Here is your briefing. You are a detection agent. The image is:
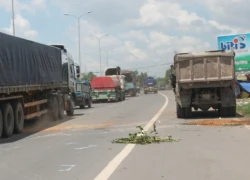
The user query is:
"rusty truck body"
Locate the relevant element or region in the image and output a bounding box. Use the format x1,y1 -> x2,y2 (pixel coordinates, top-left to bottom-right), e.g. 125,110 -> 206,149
171,50 -> 236,118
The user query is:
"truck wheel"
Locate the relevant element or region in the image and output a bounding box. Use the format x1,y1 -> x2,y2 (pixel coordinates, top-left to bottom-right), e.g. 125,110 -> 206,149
176,102 -> 184,118
57,96 -> 64,119
229,106 -> 236,117
66,99 -> 74,116
0,110 -> 3,138
49,96 -> 59,120
184,107 -> 192,118
13,102 -> 24,134
144,91 -> 147,94
219,106 -> 229,117
88,99 -> 92,108
2,103 -> 14,138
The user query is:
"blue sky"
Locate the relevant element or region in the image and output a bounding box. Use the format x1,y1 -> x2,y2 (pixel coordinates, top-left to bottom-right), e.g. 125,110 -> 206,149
1,0 -> 249,77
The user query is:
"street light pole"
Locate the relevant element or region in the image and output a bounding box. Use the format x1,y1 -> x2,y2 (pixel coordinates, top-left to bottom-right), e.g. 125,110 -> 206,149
11,0 -> 15,36
90,34 -> 108,76
64,11 -> 92,78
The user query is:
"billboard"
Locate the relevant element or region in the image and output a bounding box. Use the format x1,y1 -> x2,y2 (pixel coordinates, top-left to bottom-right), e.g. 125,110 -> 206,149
217,33 -> 250,72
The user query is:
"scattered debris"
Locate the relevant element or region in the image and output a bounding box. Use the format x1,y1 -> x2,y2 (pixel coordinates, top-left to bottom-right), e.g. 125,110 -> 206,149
112,123 -> 179,145
185,119 -> 250,126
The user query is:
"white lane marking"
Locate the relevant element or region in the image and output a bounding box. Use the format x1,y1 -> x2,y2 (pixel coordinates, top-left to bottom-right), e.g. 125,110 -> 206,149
0,146 -> 22,151
93,93 -> 169,180
30,133 -> 71,140
58,165 -> 76,172
75,144 -> 97,150
66,142 -> 77,145
108,105 -> 113,108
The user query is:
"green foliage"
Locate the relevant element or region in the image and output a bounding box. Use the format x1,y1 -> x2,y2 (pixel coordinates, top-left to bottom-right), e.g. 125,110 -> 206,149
237,102 -> 250,116
81,72 -> 96,81
112,123 -> 179,145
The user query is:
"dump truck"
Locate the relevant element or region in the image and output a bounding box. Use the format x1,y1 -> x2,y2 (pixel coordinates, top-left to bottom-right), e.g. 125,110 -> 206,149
121,70 -> 137,96
144,77 -> 158,94
75,80 -> 92,109
170,50 -> 236,118
91,76 -> 123,102
0,32 -> 78,138
105,66 -> 126,100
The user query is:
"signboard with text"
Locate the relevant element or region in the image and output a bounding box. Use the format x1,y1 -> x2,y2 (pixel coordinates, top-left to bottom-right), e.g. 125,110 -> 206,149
217,33 -> 250,72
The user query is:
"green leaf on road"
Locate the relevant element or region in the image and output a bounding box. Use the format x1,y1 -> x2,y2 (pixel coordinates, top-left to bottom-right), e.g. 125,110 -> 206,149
112,123 -> 179,145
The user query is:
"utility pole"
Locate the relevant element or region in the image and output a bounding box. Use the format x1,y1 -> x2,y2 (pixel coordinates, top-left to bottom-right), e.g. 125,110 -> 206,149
11,0 -> 15,36
64,11 -> 92,78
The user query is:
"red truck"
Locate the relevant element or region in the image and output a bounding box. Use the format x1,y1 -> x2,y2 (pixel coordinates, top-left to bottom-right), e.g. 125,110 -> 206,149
91,76 -> 124,102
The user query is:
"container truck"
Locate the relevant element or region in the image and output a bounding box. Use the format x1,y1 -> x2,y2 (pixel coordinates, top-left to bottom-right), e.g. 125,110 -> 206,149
75,80 -> 92,109
121,70 -> 137,96
0,32 -> 78,138
170,50 -> 236,118
105,66 -> 126,100
143,77 -> 158,94
91,76 -> 123,102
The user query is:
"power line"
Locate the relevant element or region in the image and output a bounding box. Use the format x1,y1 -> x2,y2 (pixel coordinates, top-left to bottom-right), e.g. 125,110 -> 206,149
129,63 -> 172,70
90,62 -> 172,74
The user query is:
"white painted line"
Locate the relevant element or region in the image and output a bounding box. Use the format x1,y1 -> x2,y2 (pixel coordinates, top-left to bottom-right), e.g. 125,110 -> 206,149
75,144 -> 97,150
245,125 -> 250,130
66,142 -> 77,145
0,146 -> 22,151
108,105 -> 113,108
58,165 -> 76,172
93,93 -> 168,180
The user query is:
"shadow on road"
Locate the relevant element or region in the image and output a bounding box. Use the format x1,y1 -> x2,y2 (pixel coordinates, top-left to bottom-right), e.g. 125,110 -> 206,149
185,110 -> 245,120
0,113 -> 81,144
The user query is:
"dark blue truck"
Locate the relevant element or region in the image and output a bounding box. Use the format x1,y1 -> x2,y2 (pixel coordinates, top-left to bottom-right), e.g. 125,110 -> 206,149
143,77 -> 158,94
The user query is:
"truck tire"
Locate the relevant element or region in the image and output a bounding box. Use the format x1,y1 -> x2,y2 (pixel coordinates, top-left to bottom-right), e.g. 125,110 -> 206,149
49,96 -> 59,120
80,105 -> 85,109
57,96 -> 64,119
0,110 -> 3,138
176,102 -> 184,118
184,107 -> 192,118
229,106 -> 236,117
2,103 -> 14,138
88,99 -> 92,108
66,99 -> 74,116
13,102 -> 24,134
219,106 -> 229,117
144,91 -> 147,94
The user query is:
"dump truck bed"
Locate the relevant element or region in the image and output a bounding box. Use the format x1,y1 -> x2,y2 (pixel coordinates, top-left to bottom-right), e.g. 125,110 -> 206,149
174,51 -> 235,88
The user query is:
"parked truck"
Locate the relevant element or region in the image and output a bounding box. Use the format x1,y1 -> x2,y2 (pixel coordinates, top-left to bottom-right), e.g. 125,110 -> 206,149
91,76 -> 123,102
75,80 -> 92,109
171,50 -> 236,118
105,66 -> 126,100
0,32 -> 78,138
121,70 -> 137,96
143,77 -> 158,94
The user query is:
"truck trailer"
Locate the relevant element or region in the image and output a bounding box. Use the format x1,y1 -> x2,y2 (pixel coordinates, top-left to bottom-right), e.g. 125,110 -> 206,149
171,50 -> 236,118
0,32 -> 78,138
105,66 -> 126,100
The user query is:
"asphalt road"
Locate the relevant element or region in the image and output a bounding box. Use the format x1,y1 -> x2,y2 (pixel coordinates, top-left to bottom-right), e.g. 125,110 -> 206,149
0,91 -> 250,180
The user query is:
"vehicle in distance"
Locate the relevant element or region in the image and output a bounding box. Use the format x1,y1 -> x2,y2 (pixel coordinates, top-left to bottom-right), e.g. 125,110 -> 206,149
144,77 -> 158,94
125,82 -> 137,96
158,85 -> 166,90
91,76 -> 123,102
75,80 -> 92,109
171,50 -> 236,118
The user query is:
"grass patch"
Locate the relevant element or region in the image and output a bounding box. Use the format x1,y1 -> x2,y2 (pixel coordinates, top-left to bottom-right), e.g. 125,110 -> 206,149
112,123 -> 179,145
237,102 -> 250,116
